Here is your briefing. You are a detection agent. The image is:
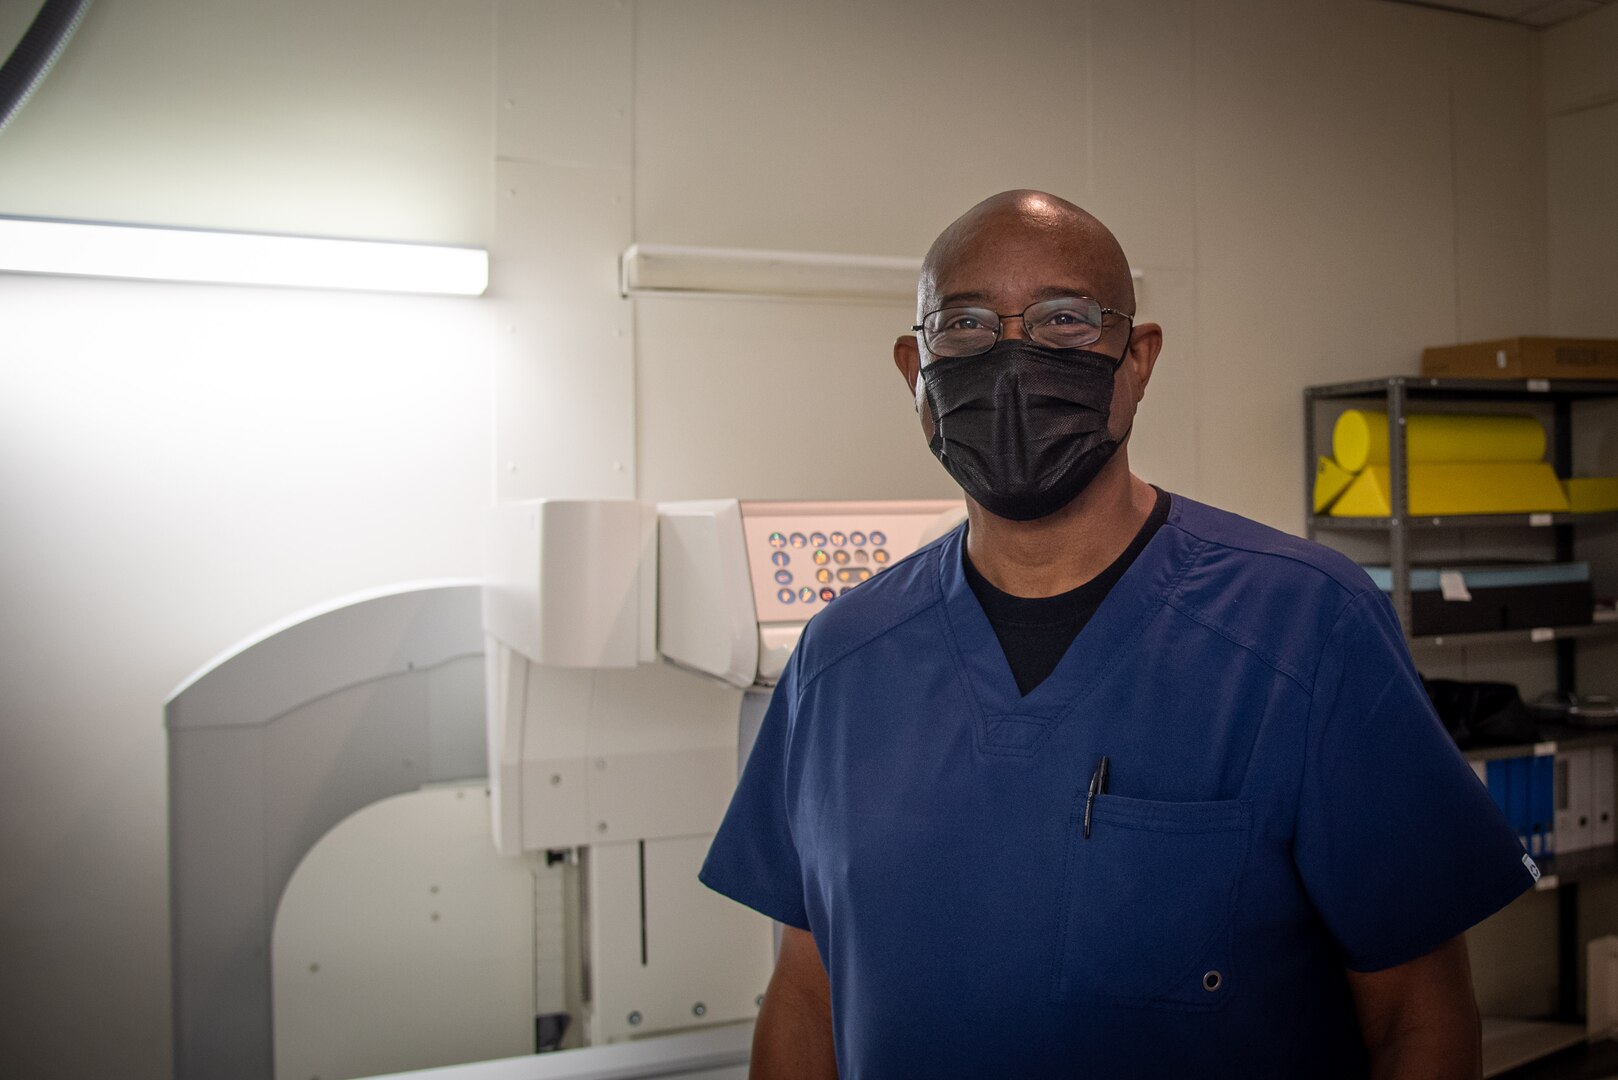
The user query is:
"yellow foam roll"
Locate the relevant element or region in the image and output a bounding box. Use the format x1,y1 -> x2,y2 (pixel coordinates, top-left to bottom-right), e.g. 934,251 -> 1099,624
1330,462 -> 1570,517
1332,411 -> 1546,473
1565,478 -> 1618,513
1313,457 -> 1355,514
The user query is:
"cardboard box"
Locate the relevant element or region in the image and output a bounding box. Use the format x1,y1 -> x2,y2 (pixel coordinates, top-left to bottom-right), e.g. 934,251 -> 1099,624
1421,337 -> 1618,381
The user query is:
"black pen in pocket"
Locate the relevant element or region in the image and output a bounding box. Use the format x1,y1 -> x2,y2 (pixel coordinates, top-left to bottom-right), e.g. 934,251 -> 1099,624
1083,755 -> 1110,839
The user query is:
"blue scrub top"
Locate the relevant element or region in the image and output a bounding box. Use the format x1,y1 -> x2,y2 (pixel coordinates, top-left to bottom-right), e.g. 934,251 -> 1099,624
701,496 -> 1534,1079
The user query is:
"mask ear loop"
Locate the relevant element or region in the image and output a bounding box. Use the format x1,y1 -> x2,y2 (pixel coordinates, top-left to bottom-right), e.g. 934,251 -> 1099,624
1111,321 -> 1135,370
1110,321 -> 1136,448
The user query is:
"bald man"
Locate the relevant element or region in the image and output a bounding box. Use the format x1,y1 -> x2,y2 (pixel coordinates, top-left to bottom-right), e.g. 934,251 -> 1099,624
700,192 -> 1532,1079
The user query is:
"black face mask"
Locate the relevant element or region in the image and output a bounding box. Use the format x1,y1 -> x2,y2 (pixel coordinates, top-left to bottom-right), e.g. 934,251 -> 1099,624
920,338 -> 1128,522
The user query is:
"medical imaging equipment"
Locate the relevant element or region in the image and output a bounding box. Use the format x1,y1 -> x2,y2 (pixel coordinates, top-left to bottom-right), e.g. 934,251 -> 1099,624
167,498 -> 962,1080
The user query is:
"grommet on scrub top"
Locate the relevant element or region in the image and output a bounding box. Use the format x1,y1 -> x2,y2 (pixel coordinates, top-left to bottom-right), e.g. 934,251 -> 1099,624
1202,970 -> 1223,992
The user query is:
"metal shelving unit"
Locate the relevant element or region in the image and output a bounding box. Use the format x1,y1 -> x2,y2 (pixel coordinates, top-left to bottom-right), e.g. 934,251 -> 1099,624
1413,623 -> 1618,649
1304,376 -> 1618,673
1305,376 -> 1618,1038
1310,511 -> 1618,531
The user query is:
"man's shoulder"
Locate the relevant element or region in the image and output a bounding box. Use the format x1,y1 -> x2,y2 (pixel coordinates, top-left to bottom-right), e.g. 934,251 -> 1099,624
790,527 -> 953,686
1166,495 -> 1374,597
1160,496 -> 1387,685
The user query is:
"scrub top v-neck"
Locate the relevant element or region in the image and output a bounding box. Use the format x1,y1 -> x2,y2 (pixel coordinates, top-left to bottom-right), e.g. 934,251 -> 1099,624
964,486 -> 1171,697
702,493 -> 1534,1080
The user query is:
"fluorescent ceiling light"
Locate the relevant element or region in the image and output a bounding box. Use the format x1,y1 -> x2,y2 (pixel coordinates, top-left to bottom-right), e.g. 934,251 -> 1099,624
620,242 -> 1143,303
621,242 -> 923,302
0,216 -> 489,296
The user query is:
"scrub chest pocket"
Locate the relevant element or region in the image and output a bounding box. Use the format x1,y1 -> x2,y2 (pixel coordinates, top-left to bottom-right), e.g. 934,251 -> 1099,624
1052,794 -> 1253,1010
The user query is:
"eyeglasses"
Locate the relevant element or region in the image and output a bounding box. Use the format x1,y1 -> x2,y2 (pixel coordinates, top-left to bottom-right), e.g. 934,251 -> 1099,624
913,296 -> 1132,358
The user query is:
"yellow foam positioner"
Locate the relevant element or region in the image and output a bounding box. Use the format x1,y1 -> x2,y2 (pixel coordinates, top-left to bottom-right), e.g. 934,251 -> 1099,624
1332,410 -> 1547,473
1331,463 -> 1571,517
1565,478 -> 1618,513
1313,457 -> 1355,514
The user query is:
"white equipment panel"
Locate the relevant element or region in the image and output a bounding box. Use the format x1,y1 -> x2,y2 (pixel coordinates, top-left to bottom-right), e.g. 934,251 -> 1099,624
167,582 -> 486,1080
658,499 -> 963,687
273,784 -> 551,1080
479,496 -> 963,1059
584,836 -> 772,1044
485,500 -> 656,669
355,1023 -> 752,1080
485,658 -> 745,855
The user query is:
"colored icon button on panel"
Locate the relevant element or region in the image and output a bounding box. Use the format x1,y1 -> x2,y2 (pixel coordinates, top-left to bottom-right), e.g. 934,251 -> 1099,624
771,552 -> 790,567
768,531 -> 787,549
777,588 -> 795,604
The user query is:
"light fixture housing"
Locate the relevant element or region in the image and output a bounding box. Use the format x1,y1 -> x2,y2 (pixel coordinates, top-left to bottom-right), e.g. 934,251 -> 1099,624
620,242 -> 922,302
618,241 -> 1143,303
0,216 -> 489,296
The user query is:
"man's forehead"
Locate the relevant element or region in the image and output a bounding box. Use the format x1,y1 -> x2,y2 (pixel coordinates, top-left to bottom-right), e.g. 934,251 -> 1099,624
930,236 -> 1110,306
920,191 -> 1135,316
934,280 -> 1105,309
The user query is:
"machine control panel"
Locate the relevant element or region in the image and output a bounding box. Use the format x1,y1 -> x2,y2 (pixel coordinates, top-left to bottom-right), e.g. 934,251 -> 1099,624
740,501 -> 963,624
658,498 -> 964,688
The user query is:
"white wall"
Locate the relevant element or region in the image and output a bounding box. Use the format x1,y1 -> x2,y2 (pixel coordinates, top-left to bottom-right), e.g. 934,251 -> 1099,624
0,3 -> 496,1078
1541,0 -> 1618,1002
0,0 -> 1594,1076
1546,0 -> 1618,340
628,0 -> 1548,524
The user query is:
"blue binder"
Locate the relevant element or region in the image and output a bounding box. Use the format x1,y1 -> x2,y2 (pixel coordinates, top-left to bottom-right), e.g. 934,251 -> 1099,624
1509,757 -> 1532,853
1483,755 -> 1553,856
1532,754 -> 1556,857
1487,759 -> 1510,819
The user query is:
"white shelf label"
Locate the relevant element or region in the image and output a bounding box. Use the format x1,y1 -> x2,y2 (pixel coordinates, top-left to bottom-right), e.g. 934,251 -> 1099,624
1530,513 -> 1553,527
1534,741 -> 1558,756
1530,627 -> 1556,643
1439,571 -> 1473,602
1527,378 -> 1551,392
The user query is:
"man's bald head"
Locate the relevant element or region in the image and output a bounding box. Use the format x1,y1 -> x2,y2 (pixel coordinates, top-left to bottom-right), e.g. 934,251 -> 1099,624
919,190 -> 1135,319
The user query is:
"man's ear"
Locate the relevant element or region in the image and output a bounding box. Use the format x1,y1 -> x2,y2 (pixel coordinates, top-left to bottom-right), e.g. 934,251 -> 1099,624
1123,322 -> 1163,401
894,334 -> 922,403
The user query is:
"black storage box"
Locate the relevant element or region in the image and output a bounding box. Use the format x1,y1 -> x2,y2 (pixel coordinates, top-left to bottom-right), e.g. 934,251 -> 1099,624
1365,564 -> 1594,637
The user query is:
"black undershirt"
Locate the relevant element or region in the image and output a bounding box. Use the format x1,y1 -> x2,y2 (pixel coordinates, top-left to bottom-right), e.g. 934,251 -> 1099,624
963,487 -> 1172,697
